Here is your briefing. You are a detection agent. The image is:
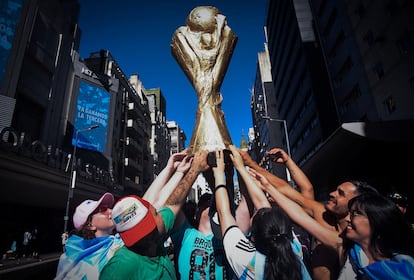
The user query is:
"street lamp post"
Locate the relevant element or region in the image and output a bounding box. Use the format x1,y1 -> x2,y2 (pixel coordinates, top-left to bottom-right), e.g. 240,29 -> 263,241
261,116 -> 292,182
63,125 -> 99,233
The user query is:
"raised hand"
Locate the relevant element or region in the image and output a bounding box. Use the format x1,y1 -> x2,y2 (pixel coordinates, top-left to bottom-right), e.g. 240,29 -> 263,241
238,147 -> 257,167
168,149 -> 188,169
212,149 -> 226,187
265,148 -> 289,164
191,150 -> 210,173
176,155 -> 192,174
228,145 -> 244,170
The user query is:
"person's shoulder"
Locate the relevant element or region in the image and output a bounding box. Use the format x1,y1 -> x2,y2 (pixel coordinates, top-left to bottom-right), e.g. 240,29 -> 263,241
184,227 -> 213,241
223,226 -> 251,249
111,246 -> 134,258
159,205 -> 174,215
159,206 -> 175,230
66,234 -> 83,243
100,247 -> 137,279
104,247 -> 143,268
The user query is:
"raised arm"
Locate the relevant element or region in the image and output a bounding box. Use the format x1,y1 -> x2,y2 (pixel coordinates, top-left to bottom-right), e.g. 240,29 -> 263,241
234,195 -> 251,235
143,150 -> 188,203
266,147 -> 314,200
164,150 -> 209,216
228,145 -> 270,210
239,148 -> 325,220
212,149 -> 237,236
150,156 -> 192,210
252,169 -> 343,252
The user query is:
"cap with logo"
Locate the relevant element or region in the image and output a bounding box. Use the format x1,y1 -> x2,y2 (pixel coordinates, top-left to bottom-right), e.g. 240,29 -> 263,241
112,195 -> 157,247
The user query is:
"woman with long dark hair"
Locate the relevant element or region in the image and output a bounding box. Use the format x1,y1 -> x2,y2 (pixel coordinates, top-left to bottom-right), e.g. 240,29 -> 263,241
212,146 -> 310,279
251,207 -> 303,280
339,192 -> 414,279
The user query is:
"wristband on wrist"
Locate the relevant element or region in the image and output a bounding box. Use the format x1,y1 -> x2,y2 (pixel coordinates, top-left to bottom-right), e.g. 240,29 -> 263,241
214,184 -> 227,192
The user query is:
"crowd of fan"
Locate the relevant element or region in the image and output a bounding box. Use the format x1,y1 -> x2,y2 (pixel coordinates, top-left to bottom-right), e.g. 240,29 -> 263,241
55,146 -> 414,279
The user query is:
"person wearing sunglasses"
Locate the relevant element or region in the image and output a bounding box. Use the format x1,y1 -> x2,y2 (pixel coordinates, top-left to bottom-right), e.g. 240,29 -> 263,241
55,192 -> 124,279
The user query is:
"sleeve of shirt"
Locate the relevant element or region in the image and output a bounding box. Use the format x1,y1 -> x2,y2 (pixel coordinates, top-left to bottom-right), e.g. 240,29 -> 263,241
159,206 -> 175,233
222,226 -> 256,279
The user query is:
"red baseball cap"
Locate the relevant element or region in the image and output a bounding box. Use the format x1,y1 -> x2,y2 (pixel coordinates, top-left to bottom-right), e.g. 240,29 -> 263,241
112,195 -> 157,247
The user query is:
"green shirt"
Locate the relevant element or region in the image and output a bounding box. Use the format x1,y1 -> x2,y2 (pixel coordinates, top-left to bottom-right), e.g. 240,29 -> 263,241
100,207 -> 176,280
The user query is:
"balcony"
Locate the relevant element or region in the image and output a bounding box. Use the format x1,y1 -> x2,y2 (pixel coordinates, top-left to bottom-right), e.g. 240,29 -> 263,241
126,119 -> 144,138
127,102 -> 144,120
124,157 -> 143,173
125,137 -> 142,154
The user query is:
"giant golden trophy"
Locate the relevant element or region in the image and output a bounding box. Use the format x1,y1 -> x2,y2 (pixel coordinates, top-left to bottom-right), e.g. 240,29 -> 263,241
171,6 -> 237,155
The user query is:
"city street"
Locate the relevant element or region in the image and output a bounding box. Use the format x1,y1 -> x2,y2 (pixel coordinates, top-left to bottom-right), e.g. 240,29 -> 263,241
0,253 -> 60,279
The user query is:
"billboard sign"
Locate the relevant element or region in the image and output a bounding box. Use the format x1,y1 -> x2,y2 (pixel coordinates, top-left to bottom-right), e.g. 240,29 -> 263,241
72,81 -> 110,153
0,0 -> 23,87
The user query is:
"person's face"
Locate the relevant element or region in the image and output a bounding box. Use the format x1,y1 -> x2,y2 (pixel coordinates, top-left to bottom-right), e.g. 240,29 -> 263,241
90,205 -> 115,233
345,205 -> 371,247
325,182 -> 358,217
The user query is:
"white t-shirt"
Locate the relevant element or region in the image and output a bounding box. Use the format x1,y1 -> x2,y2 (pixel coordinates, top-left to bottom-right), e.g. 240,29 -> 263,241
222,226 -> 256,279
222,225 -> 311,280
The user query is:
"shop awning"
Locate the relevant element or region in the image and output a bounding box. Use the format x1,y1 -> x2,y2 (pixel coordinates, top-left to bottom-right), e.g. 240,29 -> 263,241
301,120 -> 414,201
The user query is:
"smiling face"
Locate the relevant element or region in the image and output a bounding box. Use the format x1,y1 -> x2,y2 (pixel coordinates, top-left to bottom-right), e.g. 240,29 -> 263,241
345,205 -> 371,247
325,182 -> 358,218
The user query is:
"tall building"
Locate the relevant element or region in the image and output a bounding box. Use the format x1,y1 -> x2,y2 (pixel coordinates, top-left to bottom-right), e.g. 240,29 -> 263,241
125,74 -> 153,194
312,0 -> 414,121
145,87 -> 170,175
250,46 -> 289,180
0,0 -> 84,253
0,0 -> 156,253
167,120 -> 186,155
258,0 -> 414,199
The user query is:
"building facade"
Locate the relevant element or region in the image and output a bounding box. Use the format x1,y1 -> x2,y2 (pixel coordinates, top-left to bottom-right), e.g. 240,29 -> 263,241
167,120 -> 186,155
256,0 -> 414,200
250,46 -> 289,180
0,0 -> 157,253
145,87 -> 170,175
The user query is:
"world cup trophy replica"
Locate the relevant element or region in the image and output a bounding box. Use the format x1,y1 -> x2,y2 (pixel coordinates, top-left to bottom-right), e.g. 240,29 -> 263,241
171,6 -> 237,155
171,6 -> 238,237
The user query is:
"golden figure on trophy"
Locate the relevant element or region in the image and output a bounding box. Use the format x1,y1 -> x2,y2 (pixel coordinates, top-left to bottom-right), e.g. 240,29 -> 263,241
171,6 -> 237,155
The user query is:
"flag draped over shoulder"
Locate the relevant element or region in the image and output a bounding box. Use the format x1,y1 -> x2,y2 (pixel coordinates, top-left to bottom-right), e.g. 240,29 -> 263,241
55,234 -> 123,280
349,244 -> 414,280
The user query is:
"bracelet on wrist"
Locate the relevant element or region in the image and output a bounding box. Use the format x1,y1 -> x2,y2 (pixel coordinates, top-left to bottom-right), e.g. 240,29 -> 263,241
214,184 -> 227,192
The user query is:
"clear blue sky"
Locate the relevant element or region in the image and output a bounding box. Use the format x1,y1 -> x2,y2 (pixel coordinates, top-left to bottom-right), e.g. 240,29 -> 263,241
78,1 -> 267,148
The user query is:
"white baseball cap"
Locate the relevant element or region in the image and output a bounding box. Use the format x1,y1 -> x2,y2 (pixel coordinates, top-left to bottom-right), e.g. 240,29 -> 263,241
73,193 -> 114,230
112,195 -> 156,247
